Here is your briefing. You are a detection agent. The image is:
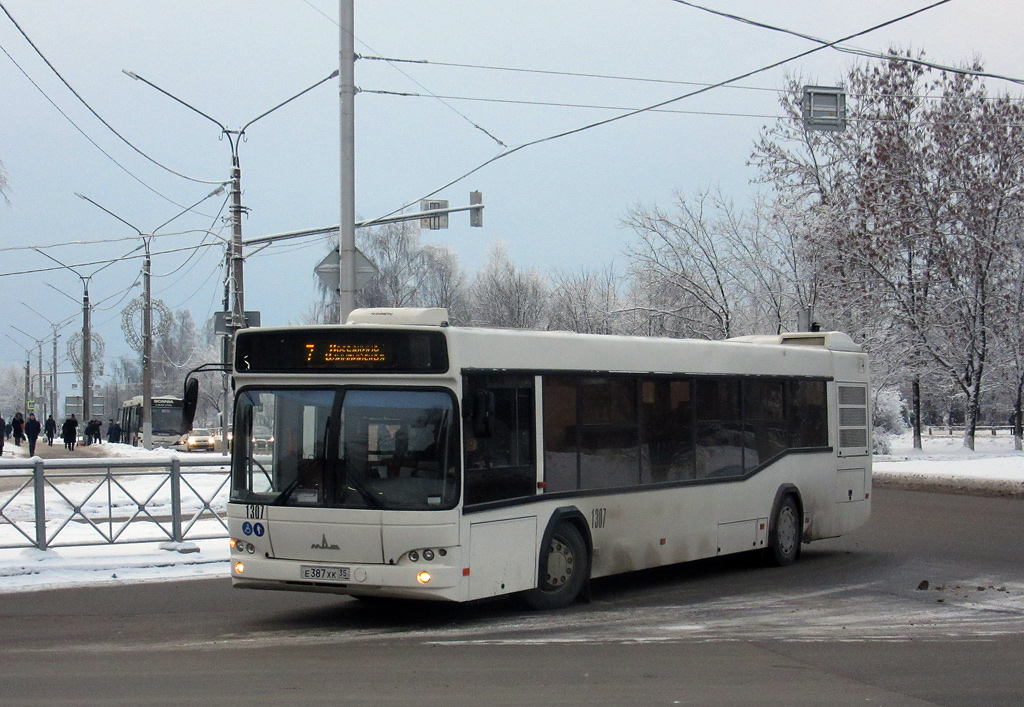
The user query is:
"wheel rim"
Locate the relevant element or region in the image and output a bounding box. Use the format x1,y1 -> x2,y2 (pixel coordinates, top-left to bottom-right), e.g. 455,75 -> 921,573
777,505 -> 798,557
545,537 -> 575,589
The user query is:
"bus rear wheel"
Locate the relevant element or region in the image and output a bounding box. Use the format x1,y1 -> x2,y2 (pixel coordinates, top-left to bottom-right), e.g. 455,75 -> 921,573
766,494 -> 801,567
524,522 -> 589,610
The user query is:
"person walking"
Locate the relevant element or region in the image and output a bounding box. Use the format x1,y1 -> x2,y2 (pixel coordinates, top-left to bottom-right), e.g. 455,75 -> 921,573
24,413 -> 41,456
11,412 -> 24,446
61,414 -> 79,451
44,414 -> 57,446
107,419 -> 121,444
0,413 -> 5,457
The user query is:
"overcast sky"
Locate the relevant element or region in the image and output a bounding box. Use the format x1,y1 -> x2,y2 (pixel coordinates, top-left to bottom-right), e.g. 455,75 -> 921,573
2,1 -> 1023,396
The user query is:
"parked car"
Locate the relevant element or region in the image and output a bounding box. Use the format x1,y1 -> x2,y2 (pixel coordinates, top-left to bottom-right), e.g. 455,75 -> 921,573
186,428 -> 216,452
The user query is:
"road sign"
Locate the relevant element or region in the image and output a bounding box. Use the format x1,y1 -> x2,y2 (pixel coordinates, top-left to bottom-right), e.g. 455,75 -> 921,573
315,248 -> 378,291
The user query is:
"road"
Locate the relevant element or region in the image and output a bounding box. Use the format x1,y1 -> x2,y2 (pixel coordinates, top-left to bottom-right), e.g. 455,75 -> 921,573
1,488 -> 1023,706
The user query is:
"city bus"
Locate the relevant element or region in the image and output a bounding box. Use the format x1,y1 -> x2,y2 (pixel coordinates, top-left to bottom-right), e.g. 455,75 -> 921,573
120,395 -> 187,448
226,308 -> 870,609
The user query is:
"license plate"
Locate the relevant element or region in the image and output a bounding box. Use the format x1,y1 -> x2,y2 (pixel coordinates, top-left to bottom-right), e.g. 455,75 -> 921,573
300,565 -> 350,581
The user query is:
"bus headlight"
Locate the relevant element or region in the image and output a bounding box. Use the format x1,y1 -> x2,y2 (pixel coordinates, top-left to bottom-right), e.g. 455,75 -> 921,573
416,571 -> 432,584
234,561 -> 245,574
423,549 -> 435,561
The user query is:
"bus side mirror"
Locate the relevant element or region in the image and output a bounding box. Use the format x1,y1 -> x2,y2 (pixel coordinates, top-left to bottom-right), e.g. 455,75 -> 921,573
181,377 -> 199,434
471,389 -> 495,438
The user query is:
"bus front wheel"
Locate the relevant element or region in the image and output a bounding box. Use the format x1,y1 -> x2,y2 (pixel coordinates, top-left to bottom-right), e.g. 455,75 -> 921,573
524,522 -> 589,610
766,494 -> 801,567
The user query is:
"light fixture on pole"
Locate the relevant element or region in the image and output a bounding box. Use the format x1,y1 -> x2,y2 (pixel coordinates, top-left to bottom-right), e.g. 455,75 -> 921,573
22,304 -> 76,419
76,188 -> 223,449
32,250 -> 124,425
123,68 -> 338,436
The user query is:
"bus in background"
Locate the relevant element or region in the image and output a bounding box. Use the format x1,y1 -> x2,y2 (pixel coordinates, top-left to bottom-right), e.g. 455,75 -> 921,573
120,395 -> 187,448
225,308 -> 871,609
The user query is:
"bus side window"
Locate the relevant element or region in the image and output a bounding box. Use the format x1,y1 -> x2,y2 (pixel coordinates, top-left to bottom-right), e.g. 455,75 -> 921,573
463,376 -> 536,505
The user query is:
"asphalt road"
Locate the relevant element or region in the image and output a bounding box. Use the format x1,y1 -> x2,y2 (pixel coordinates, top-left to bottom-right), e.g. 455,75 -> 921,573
2,488 -> 1023,706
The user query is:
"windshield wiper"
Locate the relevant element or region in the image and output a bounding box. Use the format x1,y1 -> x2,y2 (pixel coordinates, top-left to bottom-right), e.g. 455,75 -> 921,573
271,475 -> 301,505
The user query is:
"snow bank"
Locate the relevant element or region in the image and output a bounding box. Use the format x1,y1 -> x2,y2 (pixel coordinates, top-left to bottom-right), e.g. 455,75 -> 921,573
874,432 -> 1024,498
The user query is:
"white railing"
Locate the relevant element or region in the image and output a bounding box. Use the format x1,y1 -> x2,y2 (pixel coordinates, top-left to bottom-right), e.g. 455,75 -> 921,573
0,457 -> 230,550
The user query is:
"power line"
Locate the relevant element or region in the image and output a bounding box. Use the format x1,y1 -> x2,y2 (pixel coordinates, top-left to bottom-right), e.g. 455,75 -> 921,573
0,242 -> 224,280
366,0 -> 956,223
360,53 -> 1024,104
363,88 -> 1024,129
0,41 -> 223,213
298,0 -> 506,147
669,0 -> 1024,89
0,0 -> 224,186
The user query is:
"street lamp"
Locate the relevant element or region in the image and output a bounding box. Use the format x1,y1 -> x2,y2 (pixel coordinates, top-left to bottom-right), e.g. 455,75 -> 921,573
123,68 -> 339,334
123,68 -> 338,440
32,250 -> 125,425
76,187 -> 224,449
21,305 -> 76,419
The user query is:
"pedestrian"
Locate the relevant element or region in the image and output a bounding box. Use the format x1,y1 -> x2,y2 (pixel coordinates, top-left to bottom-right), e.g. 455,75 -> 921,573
12,412 -> 24,446
92,419 -> 103,445
24,413 -> 41,456
44,414 -> 56,446
61,414 -> 79,451
107,420 -> 121,444
0,412 -> 5,457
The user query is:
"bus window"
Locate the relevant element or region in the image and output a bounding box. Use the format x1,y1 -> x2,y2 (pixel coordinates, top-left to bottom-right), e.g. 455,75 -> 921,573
641,379 -> 695,482
463,376 -> 536,505
578,378 -> 639,490
788,380 -> 828,448
694,378 -> 744,478
742,379 -> 788,471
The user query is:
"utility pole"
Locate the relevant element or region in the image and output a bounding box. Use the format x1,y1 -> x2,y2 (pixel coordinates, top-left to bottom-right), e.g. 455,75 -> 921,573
142,238 -> 153,448
82,278 -> 92,426
338,0 -> 357,323
77,191 -> 221,449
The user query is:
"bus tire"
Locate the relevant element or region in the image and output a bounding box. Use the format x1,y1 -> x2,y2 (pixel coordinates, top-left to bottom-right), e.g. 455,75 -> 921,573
524,522 -> 589,610
766,494 -> 801,567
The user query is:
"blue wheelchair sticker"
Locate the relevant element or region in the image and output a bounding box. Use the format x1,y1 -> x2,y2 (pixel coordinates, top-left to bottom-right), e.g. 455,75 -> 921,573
242,522 -> 253,536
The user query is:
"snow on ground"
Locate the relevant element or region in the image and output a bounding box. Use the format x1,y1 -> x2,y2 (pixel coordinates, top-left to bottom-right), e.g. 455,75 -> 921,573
874,430 -> 1024,497
0,431 -> 1021,594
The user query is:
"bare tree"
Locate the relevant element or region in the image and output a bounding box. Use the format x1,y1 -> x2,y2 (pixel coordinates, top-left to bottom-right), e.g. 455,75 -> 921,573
548,265 -> 624,334
310,221 -> 468,324
470,241 -> 548,329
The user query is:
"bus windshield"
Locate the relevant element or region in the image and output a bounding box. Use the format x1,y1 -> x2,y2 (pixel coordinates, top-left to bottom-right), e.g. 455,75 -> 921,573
231,388 -> 459,511
151,404 -> 184,435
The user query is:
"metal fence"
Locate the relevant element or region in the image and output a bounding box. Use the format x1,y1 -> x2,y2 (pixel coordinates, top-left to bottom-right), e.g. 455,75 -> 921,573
0,457 -> 230,551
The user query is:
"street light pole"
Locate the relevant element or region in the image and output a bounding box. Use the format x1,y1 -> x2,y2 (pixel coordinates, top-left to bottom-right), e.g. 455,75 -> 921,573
339,0 -> 357,323
76,189 -> 222,448
124,68 -> 339,438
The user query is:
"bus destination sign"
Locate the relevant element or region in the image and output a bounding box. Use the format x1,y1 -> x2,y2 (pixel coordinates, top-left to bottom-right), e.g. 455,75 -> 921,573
235,329 -> 448,374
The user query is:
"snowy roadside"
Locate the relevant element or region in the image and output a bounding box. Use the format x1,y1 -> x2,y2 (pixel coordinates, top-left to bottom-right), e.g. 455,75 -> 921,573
0,432 -> 1021,594
874,431 -> 1024,498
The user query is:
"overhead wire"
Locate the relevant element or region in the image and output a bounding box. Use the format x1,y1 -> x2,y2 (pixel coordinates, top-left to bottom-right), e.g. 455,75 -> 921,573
360,53 -> 1024,104
668,0 -> 1024,89
363,0 -> 956,225
362,89 -> 1024,129
0,40 -> 221,213
298,0 -> 506,147
0,0 -> 224,185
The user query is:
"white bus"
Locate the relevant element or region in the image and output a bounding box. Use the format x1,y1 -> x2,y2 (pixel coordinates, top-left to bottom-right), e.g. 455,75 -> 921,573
120,395 -> 187,448
226,308 -> 870,609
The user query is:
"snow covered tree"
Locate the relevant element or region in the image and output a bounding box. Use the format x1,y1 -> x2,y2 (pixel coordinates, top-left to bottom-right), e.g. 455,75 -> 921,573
469,241 -> 548,329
